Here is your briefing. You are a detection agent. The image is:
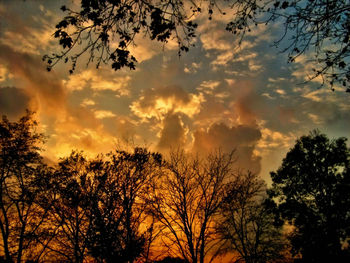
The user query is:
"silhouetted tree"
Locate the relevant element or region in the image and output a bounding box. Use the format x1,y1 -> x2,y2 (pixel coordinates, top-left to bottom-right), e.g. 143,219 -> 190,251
44,0 -> 197,73
45,151 -> 95,263
0,112 -> 52,263
224,0 -> 350,90
269,130 -> 350,262
217,171 -> 288,263
86,148 -> 163,263
153,256 -> 187,263
148,150 -> 235,263
46,0 -> 350,90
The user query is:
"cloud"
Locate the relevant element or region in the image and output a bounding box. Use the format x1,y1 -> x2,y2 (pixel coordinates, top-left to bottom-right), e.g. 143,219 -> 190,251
200,29 -> 233,51
0,87 -> 30,119
0,3 -> 60,55
0,64 -> 13,82
193,123 -> 262,173
157,113 -> 187,151
94,110 -> 117,119
0,44 -> 67,116
130,85 -> 204,120
184,62 -> 202,74
81,98 -> 96,107
256,128 -> 295,153
197,80 -> 221,95
64,69 -> 131,96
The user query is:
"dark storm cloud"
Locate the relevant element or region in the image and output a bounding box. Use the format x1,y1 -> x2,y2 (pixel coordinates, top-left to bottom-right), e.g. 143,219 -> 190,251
193,123 -> 262,173
157,113 -> 186,151
0,44 -> 66,114
0,87 -> 30,119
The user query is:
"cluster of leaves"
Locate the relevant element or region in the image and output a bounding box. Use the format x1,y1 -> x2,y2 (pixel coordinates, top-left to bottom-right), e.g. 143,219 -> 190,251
43,0 -> 199,73
45,0 -> 350,91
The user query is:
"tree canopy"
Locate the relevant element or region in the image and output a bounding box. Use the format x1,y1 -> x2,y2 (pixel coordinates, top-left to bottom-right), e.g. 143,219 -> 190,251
45,0 -> 350,91
268,130 -> 350,262
5,111 -> 350,262
0,111 -> 51,263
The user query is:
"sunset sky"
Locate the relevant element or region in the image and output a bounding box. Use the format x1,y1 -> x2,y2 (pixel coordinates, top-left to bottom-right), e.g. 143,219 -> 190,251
1,0 -> 349,181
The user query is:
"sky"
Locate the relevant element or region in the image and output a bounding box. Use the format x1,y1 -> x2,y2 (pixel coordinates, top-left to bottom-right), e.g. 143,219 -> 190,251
0,0 -> 349,182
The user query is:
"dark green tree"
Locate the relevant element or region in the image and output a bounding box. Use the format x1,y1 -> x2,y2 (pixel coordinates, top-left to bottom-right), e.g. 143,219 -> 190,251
0,111 -> 52,263
46,0 -> 350,90
269,130 -> 350,262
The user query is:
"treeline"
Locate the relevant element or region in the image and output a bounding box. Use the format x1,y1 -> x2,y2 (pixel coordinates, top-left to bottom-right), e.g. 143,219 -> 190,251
0,112 -> 349,263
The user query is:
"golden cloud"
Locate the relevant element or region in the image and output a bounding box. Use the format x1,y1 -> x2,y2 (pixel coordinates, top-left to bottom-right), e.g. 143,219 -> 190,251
130,85 -> 204,120
94,110 -> 117,119
64,69 -> 131,95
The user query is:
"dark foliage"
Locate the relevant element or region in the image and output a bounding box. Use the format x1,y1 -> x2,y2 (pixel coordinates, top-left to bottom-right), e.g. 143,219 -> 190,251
0,111 -> 51,263
268,130 -> 350,262
46,0 -> 350,90
44,0 -> 198,73
86,148 -> 162,263
153,256 -> 187,263
225,0 -> 350,90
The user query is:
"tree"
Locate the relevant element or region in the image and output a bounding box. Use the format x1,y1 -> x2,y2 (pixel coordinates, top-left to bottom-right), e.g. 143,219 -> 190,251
44,151 -> 95,263
217,171 -> 288,263
44,0 -> 197,73
224,0 -> 350,90
268,130 -> 350,262
46,0 -> 350,90
148,150 -> 235,263
0,111 -> 52,263
86,148 -> 163,263
45,148 -> 162,263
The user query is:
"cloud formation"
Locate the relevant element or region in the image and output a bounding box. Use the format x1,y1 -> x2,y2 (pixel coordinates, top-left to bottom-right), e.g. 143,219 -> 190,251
157,113 -> 187,151
0,44 -> 67,116
193,123 -> 262,173
130,85 -> 204,120
0,87 -> 30,119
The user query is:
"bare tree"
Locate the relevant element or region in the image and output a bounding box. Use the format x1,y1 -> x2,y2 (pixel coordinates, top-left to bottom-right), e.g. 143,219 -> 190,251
44,148 -> 162,263
148,149 -> 235,263
217,172 -> 288,263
